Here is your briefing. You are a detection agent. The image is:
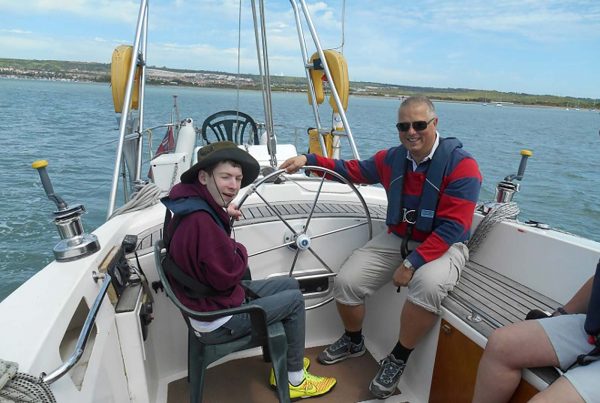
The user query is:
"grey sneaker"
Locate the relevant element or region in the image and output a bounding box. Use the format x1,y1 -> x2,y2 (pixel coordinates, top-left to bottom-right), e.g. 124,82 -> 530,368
317,334 -> 366,364
369,354 -> 406,399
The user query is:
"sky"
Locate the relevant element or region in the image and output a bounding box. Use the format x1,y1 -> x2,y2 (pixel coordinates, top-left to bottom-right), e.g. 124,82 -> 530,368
1,0 -> 599,99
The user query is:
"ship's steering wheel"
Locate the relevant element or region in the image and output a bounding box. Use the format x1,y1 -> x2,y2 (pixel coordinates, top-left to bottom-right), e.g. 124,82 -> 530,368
234,166 -> 372,283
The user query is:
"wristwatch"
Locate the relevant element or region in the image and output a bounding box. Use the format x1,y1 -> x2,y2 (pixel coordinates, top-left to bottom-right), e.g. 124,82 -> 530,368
403,259 -> 414,271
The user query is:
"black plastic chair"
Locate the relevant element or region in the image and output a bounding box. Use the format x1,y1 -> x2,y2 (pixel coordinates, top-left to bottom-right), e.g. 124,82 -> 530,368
200,110 -> 259,145
153,240 -> 290,403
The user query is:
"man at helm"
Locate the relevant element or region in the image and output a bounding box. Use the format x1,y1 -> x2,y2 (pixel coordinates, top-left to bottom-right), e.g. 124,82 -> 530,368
281,96 -> 482,399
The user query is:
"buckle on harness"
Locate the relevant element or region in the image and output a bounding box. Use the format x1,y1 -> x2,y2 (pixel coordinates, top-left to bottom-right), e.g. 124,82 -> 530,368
402,208 -> 417,225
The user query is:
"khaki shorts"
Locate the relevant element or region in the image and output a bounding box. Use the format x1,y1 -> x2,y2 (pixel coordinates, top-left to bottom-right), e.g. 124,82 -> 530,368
333,230 -> 469,314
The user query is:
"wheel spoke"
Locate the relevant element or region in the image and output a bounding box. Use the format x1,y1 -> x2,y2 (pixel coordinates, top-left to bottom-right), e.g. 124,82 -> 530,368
309,221 -> 369,241
303,172 -> 326,232
252,188 -> 298,235
248,239 -> 296,257
288,248 -> 301,276
307,246 -> 333,272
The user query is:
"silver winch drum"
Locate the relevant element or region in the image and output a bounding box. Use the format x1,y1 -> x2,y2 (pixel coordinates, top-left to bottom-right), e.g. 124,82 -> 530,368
55,213 -> 85,239
52,205 -> 100,261
494,181 -> 519,203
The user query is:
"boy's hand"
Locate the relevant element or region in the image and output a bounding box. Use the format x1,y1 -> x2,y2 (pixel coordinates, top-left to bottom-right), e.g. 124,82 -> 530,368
227,203 -> 242,220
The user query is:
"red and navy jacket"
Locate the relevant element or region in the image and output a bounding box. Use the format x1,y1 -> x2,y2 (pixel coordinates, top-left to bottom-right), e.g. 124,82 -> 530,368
305,138 -> 482,269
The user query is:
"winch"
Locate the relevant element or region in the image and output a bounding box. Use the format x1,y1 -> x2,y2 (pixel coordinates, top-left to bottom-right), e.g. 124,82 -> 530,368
494,149 -> 533,203
32,160 -> 100,261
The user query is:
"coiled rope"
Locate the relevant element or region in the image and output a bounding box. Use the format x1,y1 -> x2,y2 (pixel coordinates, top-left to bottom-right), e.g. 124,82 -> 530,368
0,359 -> 56,403
467,202 -> 520,255
108,182 -> 163,219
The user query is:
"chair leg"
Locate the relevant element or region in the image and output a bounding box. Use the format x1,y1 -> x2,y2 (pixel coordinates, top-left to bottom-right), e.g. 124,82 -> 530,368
266,326 -> 290,403
262,344 -> 272,363
188,331 -> 207,403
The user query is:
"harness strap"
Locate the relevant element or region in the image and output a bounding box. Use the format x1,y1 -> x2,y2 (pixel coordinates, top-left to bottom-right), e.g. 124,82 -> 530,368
401,225 -> 413,259
567,344 -> 600,371
161,253 -> 223,298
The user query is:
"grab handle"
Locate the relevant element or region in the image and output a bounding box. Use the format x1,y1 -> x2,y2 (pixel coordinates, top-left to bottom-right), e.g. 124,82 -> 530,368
40,273 -> 112,384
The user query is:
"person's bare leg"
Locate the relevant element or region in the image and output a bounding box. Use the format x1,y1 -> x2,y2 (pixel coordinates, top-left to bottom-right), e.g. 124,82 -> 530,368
472,321 -> 559,403
398,301 -> 438,348
337,302 -> 365,332
530,376 -> 584,403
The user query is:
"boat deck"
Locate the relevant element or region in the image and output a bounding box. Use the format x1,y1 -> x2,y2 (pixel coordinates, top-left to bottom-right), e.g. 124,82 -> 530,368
444,261 -> 559,338
444,261 -> 561,384
167,346 -> 406,403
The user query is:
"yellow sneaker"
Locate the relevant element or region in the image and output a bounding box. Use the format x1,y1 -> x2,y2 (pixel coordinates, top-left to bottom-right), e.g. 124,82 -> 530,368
269,357 -> 310,387
288,370 -> 337,400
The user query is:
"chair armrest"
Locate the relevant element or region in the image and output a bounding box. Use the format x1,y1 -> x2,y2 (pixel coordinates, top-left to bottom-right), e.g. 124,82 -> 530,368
186,304 -> 270,342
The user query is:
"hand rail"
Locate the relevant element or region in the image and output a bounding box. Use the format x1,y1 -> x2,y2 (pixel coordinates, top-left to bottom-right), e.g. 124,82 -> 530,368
40,273 -> 112,384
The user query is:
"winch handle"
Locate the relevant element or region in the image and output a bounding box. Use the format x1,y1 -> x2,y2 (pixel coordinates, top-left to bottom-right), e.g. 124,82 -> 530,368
516,150 -> 533,180
32,160 -> 68,211
505,149 -> 533,182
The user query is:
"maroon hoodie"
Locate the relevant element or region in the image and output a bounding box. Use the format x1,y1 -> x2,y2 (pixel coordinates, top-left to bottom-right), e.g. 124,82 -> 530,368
166,181 -> 247,312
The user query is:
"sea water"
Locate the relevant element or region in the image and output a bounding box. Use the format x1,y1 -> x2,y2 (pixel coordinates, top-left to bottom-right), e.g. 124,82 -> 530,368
1,78 -> 599,301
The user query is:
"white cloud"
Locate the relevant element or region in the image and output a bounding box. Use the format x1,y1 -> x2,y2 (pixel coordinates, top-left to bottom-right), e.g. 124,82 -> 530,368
422,0 -> 600,42
0,29 -> 32,34
0,0 -> 140,24
0,32 -> 125,63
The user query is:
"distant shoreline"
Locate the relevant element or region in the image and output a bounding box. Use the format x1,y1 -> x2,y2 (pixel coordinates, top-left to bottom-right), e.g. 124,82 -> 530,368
2,62 -> 599,111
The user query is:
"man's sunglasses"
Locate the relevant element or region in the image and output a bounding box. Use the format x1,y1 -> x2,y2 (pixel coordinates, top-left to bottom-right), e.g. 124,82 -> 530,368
396,117 -> 435,132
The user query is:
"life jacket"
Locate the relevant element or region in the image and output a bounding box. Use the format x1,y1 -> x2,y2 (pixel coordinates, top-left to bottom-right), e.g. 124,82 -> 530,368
585,259 -> 600,339
160,196 -> 230,299
386,137 -> 462,233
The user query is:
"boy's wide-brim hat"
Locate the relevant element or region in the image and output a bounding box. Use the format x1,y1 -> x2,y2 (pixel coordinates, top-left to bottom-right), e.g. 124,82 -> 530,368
180,141 -> 260,188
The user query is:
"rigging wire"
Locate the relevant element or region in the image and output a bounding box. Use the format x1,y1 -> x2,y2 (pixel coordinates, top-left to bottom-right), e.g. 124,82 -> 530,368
235,0 -> 242,116
331,0 -> 346,53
